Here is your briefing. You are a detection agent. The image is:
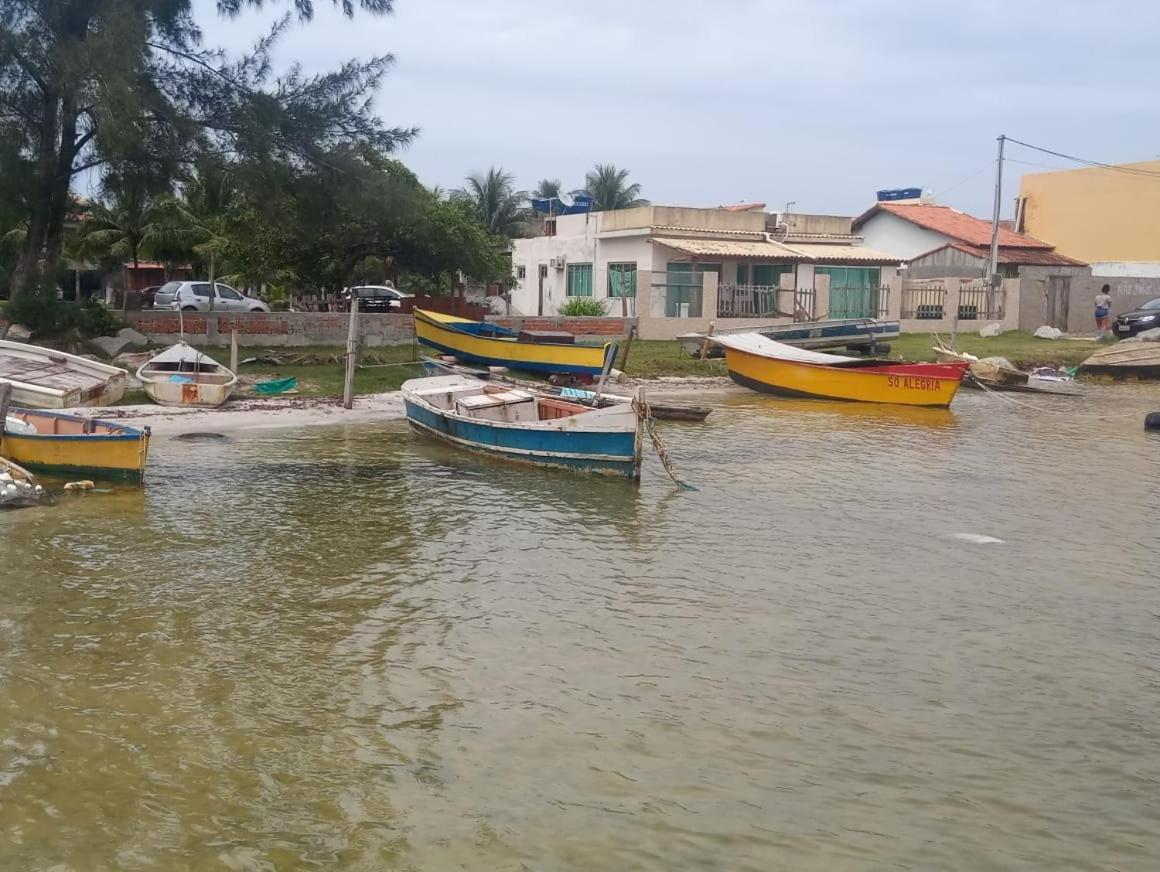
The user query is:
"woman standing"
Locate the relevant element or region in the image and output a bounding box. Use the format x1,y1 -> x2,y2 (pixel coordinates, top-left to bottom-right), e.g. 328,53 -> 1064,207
1094,284 -> 1112,332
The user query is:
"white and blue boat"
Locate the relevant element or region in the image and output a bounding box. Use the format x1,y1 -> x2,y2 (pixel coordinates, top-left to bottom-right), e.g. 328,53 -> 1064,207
402,375 -> 643,479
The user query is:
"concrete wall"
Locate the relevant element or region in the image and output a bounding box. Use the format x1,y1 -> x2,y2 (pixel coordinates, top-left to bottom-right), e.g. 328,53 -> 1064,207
1091,261 -> 1160,278
898,278 -> 1020,334
600,205 -> 766,234
1017,268 -> 1160,334
857,211 -> 951,260
1019,160 -> 1160,262
781,213 -> 853,235
127,311 -> 415,347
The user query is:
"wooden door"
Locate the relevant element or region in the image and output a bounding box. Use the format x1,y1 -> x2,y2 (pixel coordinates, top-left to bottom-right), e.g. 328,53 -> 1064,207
1045,276 -> 1071,330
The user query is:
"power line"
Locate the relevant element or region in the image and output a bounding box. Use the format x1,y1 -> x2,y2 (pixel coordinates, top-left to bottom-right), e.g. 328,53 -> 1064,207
932,161 -> 994,198
1005,136 -> 1160,179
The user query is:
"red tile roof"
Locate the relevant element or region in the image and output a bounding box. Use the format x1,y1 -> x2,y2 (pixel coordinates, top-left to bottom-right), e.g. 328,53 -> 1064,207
855,203 -> 1053,248
719,202 -> 766,212
922,241 -> 1086,267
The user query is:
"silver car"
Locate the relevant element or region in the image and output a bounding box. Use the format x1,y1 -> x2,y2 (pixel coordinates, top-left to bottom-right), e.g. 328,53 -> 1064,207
153,281 -> 271,313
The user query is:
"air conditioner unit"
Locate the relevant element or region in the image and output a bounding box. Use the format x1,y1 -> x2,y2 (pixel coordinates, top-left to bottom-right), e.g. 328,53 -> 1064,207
550,256 -> 567,270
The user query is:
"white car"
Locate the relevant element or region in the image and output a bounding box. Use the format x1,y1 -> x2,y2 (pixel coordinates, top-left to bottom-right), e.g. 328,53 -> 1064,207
152,281 -> 271,313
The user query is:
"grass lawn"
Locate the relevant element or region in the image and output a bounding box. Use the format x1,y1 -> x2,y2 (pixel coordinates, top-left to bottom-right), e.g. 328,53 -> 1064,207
884,331 -> 1100,367
183,344 -> 427,399
119,331 -> 1100,401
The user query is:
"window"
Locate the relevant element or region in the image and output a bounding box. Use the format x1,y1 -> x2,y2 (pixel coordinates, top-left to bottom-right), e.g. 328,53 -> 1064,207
516,265 -> 527,280
752,264 -> 794,287
216,286 -> 242,301
664,262 -> 720,317
191,283 -> 211,298
566,263 -> 593,297
735,263 -> 749,285
607,262 -> 637,297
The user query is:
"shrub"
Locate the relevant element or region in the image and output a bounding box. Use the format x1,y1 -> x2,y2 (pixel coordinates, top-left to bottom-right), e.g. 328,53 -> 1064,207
558,297 -> 608,317
3,294 -> 124,339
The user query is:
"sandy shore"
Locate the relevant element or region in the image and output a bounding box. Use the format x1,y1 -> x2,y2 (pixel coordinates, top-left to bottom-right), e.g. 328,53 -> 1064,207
79,393 -> 409,435
76,378 -> 738,436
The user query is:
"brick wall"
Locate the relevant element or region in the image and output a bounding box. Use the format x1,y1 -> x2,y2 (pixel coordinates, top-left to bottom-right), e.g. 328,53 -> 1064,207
487,316 -> 635,339
127,311 -> 415,347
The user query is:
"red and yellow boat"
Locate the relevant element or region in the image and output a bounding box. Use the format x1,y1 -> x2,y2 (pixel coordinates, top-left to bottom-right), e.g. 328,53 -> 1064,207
714,333 -> 969,408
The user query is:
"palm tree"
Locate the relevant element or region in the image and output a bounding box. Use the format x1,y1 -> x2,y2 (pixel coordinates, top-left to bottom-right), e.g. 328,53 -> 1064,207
164,164 -> 238,308
532,178 -> 563,200
61,230 -> 98,301
81,187 -> 172,311
452,167 -> 527,237
584,164 -> 648,212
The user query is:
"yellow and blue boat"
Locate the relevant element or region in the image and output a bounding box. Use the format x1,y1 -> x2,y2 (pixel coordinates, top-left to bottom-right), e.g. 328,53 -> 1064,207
2,408 -> 151,481
413,309 -> 616,377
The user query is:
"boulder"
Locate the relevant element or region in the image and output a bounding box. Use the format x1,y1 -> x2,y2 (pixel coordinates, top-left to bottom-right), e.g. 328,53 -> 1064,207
1136,327 -> 1160,343
89,334 -> 132,358
115,326 -> 149,352
112,351 -> 153,371
978,322 -> 1004,338
1033,325 -> 1064,340
4,323 -> 32,342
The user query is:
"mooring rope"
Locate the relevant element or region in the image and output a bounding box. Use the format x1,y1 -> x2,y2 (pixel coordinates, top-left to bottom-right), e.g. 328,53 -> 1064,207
972,376 -> 1143,420
633,392 -> 698,491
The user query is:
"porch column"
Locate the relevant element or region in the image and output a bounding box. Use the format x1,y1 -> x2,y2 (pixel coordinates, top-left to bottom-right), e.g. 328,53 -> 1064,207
702,271 -> 719,319
812,272 -> 830,321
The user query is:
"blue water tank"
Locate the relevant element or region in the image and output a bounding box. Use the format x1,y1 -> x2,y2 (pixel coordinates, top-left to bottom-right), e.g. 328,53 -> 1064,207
877,188 -> 923,202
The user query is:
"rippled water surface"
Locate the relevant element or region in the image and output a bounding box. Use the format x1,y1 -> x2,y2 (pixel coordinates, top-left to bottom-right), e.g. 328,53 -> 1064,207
2,386 -> 1158,871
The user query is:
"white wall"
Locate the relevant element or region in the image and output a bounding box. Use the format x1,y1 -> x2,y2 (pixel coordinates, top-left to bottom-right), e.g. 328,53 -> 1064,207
510,213 -> 656,316
857,212 -> 951,260
1090,261 -> 1160,278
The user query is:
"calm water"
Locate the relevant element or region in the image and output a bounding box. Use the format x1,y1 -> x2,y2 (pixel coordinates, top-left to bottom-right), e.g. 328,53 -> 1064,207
2,386 -> 1158,871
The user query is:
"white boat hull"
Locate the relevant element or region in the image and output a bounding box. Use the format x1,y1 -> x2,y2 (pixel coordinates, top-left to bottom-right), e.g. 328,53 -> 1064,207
0,339 -> 127,408
141,379 -> 235,408
135,342 -> 237,408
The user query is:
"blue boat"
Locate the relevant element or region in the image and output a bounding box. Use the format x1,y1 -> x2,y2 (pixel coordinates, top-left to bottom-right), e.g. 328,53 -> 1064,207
678,318 -> 900,359
402,375 -> 642,479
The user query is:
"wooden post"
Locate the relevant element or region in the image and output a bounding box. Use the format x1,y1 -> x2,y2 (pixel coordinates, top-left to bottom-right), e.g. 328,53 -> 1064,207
594,342 -> 616,403
229,329 -> 238,374
618,326 -> 637,371
0,383 -> 12,439
699,321 -> 716,361
342,293 -> 359,409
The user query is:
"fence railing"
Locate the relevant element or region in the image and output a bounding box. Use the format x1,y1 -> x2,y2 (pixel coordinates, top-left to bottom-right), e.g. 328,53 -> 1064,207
957,284 -> 1003,321
717,284 -> 816,321
718,283 -> 785,318
901,281 -> 947,319
900,280 -> 1002,321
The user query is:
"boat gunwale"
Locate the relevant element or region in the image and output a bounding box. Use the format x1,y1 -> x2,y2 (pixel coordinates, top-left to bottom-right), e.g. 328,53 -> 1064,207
415,309 -> 614,356
401,384 -> 636,435
7,407 -> 149,439
724,344 -> 970,379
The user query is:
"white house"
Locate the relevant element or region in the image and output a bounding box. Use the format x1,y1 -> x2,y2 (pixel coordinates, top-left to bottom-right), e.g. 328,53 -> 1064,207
509,205 -> 901,324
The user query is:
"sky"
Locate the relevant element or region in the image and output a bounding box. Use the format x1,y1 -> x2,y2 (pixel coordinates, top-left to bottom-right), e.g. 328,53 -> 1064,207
194,0 -> 1160,219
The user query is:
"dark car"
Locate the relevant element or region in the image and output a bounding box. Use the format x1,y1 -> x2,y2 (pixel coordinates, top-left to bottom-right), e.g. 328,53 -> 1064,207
1112,298 -> 1160,338
344,284 -> 412,313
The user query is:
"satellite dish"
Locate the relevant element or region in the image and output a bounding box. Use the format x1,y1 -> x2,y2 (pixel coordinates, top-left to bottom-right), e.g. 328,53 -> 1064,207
558,191 -> 575,209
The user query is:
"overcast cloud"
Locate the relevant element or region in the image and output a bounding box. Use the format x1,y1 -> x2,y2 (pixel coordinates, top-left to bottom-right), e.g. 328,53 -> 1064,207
195,0 -> 1160,217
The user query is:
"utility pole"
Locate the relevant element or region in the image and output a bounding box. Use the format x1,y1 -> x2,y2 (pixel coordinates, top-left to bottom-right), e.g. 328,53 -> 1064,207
986,134 -> 1006,318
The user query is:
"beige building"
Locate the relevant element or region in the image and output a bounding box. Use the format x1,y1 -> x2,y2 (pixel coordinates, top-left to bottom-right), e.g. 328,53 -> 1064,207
1017,160 -> 1160,265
